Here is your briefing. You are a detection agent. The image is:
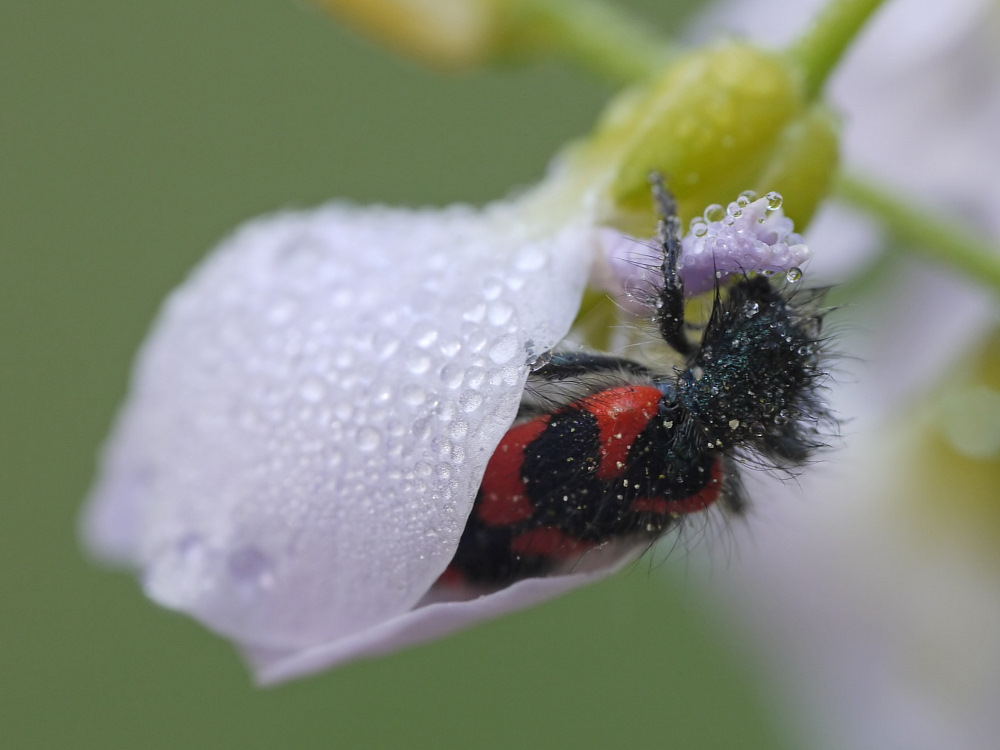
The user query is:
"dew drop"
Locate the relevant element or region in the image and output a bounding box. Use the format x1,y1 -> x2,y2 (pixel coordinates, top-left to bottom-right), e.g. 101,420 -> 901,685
464,326 -> 488,353
458,390 -> 484,413
176,534 -> 205,566
529,350 -> 552,371
431,436 -> 453,459
463,302 -> 486,323
727,202 -> 743,219
482,277 -> 503,300
515,246 -> 547,272
439,362 -> 465,389
406,350 -> 431,375
266,299 -> 296,326
500,365 -> 520,385
413,324 -> 439,349
436,399 -> 457,422
449,420 -> 469,440
786,266 -> 803,282
372,333 -> 400,361
357,426 -> 382,451
438,336 -> 462,358
298,375 -> 326,403
743,301 -> 760,318
411,416 -> 431,440
465,366 -> 486,389
227,547 -> 276,596
402,383 -> 426,406
488,334 -> 519,364
766,191 -> 783,210
703,204 -> 725,223
488,300 -> 514,326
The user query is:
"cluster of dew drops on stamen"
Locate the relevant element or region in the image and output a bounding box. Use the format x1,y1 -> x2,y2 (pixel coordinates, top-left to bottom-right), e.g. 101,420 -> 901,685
686,190 -> 804,286
688,190 -> 785,238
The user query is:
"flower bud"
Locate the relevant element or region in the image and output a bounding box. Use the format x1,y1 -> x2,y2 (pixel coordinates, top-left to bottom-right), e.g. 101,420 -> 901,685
567,42 -> 839,231
316,0 -> 503,70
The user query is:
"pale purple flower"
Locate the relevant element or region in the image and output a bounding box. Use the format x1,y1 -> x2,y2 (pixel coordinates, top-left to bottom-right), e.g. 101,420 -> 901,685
596,191 -> 810,314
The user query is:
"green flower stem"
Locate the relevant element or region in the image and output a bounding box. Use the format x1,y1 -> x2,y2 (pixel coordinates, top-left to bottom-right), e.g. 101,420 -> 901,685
836,172 -> 1000,292
787,0 -> 888,100
513,0 -> 892,90
509,0 -> 672,82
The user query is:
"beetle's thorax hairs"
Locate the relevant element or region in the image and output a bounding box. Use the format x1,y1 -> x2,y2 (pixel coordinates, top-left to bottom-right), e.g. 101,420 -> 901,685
675,275 -> 830,464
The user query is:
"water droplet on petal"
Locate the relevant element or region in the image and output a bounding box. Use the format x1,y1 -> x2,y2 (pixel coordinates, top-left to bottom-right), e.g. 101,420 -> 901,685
529,350 -> 552,371
766,191 -> 783,210
703,204 -> 725,223
228,546 -> 276,597
357,426 -> 382,451
298,375 -> 326,403
786,266 -> 802,282
488,300 -> 514,326
438,336 -> 462,358
482,277 -> 503,300
488,334 -> 519,364
458,390 -> 483,413
413,324 -> 439,349
402,383 -> 426,406
465,365 -> 486,389
439,362 -> 464,389
406,350 -> 431,375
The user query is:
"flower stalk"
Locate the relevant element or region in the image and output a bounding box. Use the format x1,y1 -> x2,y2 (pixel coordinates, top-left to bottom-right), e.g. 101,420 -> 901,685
786,0 -> 890,100
501,0 -> 673,83
836,172 -> 1000,293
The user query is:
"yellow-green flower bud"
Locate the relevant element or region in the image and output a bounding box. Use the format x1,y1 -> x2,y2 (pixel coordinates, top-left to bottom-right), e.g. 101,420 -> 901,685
917,329 -> 1000,544
316,0 -> 503,70
566,42 -> 839,233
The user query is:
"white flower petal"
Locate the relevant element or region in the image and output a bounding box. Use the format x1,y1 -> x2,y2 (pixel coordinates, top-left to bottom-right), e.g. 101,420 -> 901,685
82,196 -> 595,672
242,564 -> 622,685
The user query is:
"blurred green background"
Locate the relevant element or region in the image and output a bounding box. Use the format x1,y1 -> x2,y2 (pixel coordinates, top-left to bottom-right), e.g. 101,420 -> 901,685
1,2 -> 789,747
